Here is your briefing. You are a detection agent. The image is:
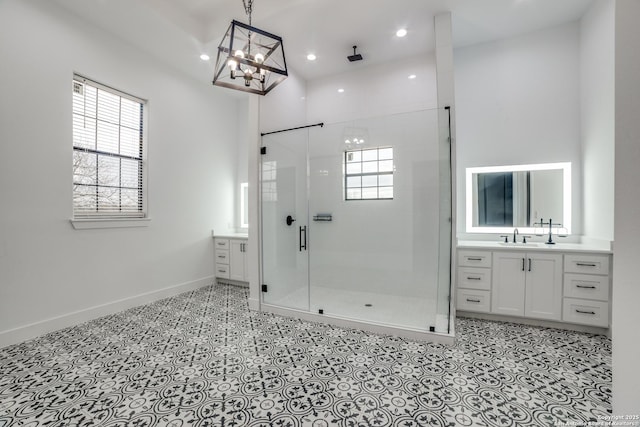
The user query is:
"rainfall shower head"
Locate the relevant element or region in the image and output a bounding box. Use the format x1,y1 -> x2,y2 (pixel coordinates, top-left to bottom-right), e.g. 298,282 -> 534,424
347,45 -> 363,62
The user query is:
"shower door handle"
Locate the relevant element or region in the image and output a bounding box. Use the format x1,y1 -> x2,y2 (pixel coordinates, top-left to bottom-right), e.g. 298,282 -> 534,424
299,226 -> 307,251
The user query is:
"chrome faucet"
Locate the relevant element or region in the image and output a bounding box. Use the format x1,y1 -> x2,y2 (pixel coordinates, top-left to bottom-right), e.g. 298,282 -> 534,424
513,228 -> 519,243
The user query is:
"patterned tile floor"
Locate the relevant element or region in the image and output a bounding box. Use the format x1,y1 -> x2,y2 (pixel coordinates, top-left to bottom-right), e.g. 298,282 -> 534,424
0,284 -> 611,426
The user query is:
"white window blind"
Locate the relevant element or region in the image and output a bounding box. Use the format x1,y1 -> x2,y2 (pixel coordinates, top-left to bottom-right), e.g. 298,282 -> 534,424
72,75 -> 146,218
344,147 -> 394,200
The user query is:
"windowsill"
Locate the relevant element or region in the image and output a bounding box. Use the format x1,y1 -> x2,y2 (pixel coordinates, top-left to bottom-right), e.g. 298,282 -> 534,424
70,218 -> 151,230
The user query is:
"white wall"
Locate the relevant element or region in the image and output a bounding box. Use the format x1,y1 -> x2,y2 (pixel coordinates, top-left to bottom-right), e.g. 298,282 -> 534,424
306,110 -> 441,300
580,0 -> 615,242
235,98 -> 249,230
259,71 -> 308,134
306,56 -> 438,124
613,0 -> 640,414
454,23 -> 582,236
258,54 -> 437,132
0,0 -> 238,346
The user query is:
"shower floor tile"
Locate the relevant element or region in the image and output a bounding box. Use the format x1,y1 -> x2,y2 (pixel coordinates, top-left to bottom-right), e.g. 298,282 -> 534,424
264,285 -> 450,333
0,284 -> 611,426
310,285 -> 447,332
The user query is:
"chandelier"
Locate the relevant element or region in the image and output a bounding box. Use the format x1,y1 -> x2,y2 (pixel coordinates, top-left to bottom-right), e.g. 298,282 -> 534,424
212,0 -> 288,95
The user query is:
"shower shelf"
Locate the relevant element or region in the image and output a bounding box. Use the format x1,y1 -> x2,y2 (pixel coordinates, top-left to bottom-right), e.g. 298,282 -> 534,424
313,214 -> 332,222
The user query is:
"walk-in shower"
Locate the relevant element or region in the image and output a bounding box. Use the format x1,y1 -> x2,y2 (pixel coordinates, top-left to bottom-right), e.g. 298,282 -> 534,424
259,108 -> 452,338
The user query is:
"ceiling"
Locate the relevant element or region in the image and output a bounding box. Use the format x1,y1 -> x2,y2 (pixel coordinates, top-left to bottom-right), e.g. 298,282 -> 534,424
52,0 -> 594,84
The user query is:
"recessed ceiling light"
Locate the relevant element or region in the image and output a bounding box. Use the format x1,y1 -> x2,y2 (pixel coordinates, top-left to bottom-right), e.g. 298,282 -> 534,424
338,88 -> 345,93
408,74 -> 417,79
307,53 -> 317,61
396,28 -> 407,38
200,54 -> 210,61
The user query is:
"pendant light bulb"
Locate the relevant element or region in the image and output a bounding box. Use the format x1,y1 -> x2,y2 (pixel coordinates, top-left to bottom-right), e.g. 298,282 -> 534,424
254,53 -> 265,64
234,50 -> 245,58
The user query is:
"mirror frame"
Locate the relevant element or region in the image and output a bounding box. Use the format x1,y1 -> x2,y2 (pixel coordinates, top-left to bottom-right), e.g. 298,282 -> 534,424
465,162 -> 572,234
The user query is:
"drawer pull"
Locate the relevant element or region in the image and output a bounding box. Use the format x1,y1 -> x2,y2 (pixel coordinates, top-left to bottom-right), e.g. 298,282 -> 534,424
576,262 -> 597,267
466,298 -> 481,303
576,284 -> 596,289
467,277 -> 481,281
467,257 -> 482,261
576,309 -> 596,315
218,255 -> 226,259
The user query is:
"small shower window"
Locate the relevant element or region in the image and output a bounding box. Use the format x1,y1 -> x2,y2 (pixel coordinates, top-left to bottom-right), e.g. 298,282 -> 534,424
262,161 -> 277,202
344,147 -> 393,200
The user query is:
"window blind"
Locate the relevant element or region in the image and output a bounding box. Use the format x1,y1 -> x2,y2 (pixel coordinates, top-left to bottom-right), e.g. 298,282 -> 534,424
72,75 -> 146,218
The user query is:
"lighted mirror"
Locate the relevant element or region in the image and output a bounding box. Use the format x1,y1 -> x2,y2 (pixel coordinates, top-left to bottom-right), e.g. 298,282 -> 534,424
240,182 -> 248,229
466,162 -> 571,234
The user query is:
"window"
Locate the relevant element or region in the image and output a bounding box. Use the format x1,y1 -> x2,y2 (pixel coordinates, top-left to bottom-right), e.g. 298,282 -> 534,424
262,161 -> 277,202
344,147 -> 393,200
72,75 -> 146,219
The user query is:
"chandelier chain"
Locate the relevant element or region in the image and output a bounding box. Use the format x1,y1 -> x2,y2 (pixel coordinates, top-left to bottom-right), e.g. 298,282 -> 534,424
242,0 -> 254,25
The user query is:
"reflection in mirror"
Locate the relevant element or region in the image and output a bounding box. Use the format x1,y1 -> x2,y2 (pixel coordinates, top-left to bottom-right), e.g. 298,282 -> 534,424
466,163 -> 571,234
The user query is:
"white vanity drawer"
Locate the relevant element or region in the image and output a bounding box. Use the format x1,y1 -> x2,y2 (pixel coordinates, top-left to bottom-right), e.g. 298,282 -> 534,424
215,250 -> 230,265
564,273 -> 609,301
458,250 -> 492,268
562,298 -> 609,327
564,254 -> 609,275
457,289 -> 491,313
215,265 -> 230,279
215,239 -> 230,250
457,267 -> 491,291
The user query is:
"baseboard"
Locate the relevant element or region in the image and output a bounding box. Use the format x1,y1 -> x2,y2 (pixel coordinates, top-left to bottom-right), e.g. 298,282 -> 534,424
0,276 -> 214,349
216,278 -> 249,288
457,311 -> 610,336
248,297 -> 260,311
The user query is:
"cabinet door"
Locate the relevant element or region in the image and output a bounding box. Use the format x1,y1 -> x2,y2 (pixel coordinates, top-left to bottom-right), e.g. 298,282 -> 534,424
243,241 -> 249,281
492,252 -> 526,316
230,240 -> 247,281
525,253 -> 562,320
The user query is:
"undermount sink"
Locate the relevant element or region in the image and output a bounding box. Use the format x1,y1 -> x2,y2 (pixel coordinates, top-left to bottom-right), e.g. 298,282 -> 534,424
498,242 -> 541,247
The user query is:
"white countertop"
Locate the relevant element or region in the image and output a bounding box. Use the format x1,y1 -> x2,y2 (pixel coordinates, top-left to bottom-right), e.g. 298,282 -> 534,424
214,233 -> 248,239
457,240 -> 612,254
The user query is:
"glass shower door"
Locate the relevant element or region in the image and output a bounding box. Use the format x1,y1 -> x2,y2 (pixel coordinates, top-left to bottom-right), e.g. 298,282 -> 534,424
306,109 -> 449,332
261,129 -> 310,311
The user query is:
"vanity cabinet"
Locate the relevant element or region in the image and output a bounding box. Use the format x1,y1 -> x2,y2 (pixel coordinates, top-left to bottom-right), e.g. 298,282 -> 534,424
456,250 -> 492,313
215,238 -> 230,279
456,244 -> 611,329
215,237 -> 248,283
562,254 -> 610,327
492,251 -> 562,321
